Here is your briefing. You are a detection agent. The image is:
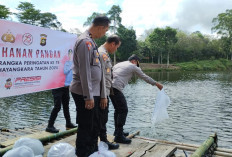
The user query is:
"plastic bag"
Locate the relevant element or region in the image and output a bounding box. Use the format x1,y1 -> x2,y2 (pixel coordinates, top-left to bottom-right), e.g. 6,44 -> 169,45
47,142 -> 76,157
13,137 -> 44,156
3,145 -> 34,157
151,89 -> 170,124
89,141 -> 116,157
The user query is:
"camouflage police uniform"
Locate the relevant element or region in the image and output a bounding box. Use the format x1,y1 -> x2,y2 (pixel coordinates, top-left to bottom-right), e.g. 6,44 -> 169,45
70,30 -> 102,157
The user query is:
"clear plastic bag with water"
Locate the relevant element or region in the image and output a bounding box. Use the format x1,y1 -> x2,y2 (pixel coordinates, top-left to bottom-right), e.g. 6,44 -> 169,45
3,145 -> 34,157
89,141 -> 116,157
151,89 -> 170,124
13,137 -> 44,156
47,142 -> 76,157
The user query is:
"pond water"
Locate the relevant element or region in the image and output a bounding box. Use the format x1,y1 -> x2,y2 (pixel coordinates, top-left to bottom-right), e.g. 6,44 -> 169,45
0,71 -> 232,149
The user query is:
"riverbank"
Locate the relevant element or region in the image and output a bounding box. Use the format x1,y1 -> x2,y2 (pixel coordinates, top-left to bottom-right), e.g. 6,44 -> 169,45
141,59 -> 232,72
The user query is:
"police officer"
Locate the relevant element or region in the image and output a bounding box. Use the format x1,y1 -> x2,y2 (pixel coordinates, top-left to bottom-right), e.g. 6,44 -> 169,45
70,16 -> 110,157
46,49 -> 76,133
98,35 -> 121,150
46,87 -> 76,133
110,54 -> 163,144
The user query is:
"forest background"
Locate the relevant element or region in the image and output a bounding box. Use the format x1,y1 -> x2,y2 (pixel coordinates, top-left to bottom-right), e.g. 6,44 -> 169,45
1,2 -> 232,71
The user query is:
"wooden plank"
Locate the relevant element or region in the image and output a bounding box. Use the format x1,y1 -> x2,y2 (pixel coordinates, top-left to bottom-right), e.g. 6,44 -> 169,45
111,138 -> 152,157
144,143 -> 177,157
130,142 -> 156,157
0,131 -> 53,147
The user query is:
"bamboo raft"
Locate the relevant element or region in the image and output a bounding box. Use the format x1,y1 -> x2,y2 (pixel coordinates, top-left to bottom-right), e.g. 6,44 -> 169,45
1,124 -> 232,157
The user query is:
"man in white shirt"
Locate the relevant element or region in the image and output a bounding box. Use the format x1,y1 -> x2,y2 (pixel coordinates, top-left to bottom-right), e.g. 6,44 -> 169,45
110,54 -> 163,144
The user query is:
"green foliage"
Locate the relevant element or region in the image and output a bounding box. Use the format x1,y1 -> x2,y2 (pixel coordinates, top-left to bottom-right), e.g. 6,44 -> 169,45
107,5 -> 122,33
15,2 -> 41,25
15,2 -> 62,30
136,41 -> 151,60
0,5 -> 12,19
147,26 -> 177,64
212,9 -> 232,39
212,9 -> 232,60
95,35 -> 107,47
40,12 -> 61,29
116,25 -> 137,61
176,59 -> 232,71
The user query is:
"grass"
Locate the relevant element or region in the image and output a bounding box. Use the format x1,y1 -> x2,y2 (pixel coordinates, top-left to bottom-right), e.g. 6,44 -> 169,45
176,59 -> 232,71
141,59 -> 232,72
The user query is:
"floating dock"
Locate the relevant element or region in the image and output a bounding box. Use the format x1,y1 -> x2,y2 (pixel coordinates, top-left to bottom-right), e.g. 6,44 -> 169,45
1,124 -> 232,157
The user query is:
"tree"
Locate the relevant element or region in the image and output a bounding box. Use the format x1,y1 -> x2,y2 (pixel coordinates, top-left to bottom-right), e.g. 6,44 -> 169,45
107,5 -> 122,33
95,35 -> 107,47
39,12 -> 61,30
15,2 -> 62,30
163,27 -> 177,67
136,40 -> 151,62
107,5 -> 122,65
0,5 -> 12,19
116,24 -> 137,61
15,2 -> 41,26
212,9 -> 232,60
148,27 -> 177,66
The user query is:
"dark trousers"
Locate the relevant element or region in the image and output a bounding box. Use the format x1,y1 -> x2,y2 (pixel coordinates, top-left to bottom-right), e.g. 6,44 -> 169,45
109,88 -> 128,134
71,93 -> 101,157
99,97 -> 109,141
48,87 -> 71,126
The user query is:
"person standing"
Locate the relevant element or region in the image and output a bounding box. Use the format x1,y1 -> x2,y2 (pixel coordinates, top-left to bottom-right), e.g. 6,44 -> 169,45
70,16 -> 110,157
46,50 -> 76,133
98,35 -> 121,150
110,54 -> 163,144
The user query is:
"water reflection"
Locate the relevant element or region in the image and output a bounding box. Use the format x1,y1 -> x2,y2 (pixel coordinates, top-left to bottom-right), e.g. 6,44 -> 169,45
0,71 -> 232,149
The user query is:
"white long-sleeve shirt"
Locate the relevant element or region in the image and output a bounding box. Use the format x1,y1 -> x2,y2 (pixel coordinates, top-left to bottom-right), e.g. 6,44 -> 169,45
112,61 -> 156,92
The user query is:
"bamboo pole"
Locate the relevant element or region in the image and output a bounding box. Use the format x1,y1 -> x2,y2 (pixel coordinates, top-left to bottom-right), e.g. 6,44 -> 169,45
214,151 -> 232,157
39,127 -> 77,143
191,133 -> 217,157
136,135 -> 232,155
135,136 -> 200,148
127,131 -> 140,139
216,147 -> 232,154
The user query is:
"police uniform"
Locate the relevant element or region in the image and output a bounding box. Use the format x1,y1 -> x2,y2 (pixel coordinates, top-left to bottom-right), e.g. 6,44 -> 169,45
70,30 -> 102,157
110,60 -> 156,143
98,45 -> 112,141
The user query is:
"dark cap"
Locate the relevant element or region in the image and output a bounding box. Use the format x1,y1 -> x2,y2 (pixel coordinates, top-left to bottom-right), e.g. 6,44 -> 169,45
128,54 -> 140,67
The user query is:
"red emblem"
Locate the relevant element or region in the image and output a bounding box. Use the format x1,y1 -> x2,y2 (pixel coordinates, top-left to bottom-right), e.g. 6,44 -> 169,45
86,41 -> 92,51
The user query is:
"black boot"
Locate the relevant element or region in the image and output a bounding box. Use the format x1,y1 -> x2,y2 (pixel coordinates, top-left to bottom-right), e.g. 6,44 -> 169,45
114,135 -> 131,144
100,134 -> 119,150
46,121 -> 59,133
66,122 -> 77,129
104,140 -> 119,150
114,129 -> 131,144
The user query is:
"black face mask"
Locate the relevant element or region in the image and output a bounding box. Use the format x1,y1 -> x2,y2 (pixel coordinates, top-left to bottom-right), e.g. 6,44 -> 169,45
137,60 -> 140,67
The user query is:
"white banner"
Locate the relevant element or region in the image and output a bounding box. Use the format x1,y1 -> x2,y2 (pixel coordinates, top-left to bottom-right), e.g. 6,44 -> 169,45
0,19 -> 77,98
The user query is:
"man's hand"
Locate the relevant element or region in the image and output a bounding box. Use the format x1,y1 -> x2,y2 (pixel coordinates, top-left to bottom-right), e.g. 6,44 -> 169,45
85,99 -> 94,110
156,82 -> 163,90
100,98 -> 108,109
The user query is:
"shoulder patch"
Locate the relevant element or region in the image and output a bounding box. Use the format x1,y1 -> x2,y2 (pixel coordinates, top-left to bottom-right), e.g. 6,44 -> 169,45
102,54 -> 108,61
86,41 -> 92,51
